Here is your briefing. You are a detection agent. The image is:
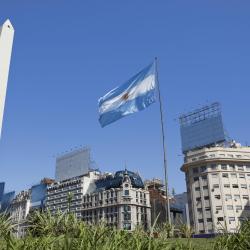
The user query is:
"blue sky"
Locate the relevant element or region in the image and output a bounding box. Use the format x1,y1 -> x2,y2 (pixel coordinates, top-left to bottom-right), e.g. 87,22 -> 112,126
1,1 -> 250,194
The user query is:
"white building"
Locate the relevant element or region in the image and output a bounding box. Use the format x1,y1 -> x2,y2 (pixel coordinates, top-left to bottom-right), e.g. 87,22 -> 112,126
9,190 -> 31,238
181,142 -> 250,234
0,19 -> 14,138
46,171 -> 100,219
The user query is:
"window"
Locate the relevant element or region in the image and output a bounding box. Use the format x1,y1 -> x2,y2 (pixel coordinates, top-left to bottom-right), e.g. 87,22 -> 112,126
217,217 -> 224,221
225,194 -> 232,200
232,184 -> 239,189
229,217 -> 235,222
123,223 -> 131,230
124,190 -> 129,196
246,165 -> 250,171
243,195 -> 249,200
212,173 -> 218,178
211,164 -> 217,170
205,207 -> 211,211
231,173 -> 237,178
229,164 -> 235,171
216,206 -> 222,210
201,175 -> 207,180
123,205 -> 131,212
204,196 -> 209,200
222,173 -> 229,178
193,177 -> 199,182
193,168 -> 199,174
198,219 -> 204,223
215,195 -> 221,199
195,187 -> 200,191
207,218 -> 212,222
123,213 -> 131,221
197,208 -> 202,212
200,166 -> 206,172
196,197 -> 201,202
239,174 -> 245,179
238,165 -> 244,171
203,185 -> 208,190
224,184 -> 230,188
241,184 -> 247,189
236,206 -> 242,211
213,184 -> 219,189
227,205 -> 233,210
234,195 -> 240,200
221,164 -> 227,170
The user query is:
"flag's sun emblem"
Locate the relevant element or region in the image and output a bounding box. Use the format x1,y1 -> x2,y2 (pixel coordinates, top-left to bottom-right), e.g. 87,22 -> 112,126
122,92 -> 129,101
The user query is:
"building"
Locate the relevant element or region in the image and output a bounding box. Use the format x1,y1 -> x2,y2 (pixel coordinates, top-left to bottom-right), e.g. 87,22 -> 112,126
81,170 -> 151,230
8,178 -> 54,238
46,170 -> 151,231
55,147 -> 92,182
0,182 -> 5,205
9,190 -> 31,238
30,178 -> 54,210
46,170 -> 100,219
145,179 -> 183,226
181,142 -> 250,234
0,190 -> 15,212
0,19 -> 14,138
172,192 -> 190,226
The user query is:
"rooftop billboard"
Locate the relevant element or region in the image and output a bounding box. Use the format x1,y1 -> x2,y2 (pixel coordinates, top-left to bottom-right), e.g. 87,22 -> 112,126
179,103 -> 226,153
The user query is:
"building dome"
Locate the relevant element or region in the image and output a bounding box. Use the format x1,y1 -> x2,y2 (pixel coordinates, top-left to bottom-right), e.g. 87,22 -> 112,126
95,170 -> 144,190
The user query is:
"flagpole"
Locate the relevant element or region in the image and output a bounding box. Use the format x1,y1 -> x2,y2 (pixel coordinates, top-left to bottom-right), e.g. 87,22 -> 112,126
155,57 -> 171,225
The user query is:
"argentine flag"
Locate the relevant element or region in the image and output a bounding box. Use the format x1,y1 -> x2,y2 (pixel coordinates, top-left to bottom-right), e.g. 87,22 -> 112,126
98,62 -> 157,127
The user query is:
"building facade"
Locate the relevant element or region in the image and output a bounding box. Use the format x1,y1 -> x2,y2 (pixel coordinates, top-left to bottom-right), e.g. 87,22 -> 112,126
181,142 -> 250,234
145,179 -> 184,227
81,170 -> 151,230
9,190 -> 31,238
46,170 -> 151,231
46,171 -> 100,219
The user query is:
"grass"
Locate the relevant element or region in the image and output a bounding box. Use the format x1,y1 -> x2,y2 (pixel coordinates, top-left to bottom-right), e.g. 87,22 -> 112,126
0,211 -> 249,250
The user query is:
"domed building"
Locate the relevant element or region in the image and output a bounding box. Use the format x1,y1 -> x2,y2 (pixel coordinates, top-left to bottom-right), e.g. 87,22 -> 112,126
81,170 -> 151,230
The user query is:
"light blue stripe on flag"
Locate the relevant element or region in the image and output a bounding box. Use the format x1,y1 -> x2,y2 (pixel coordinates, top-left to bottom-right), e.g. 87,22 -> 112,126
98,62 -> 156,127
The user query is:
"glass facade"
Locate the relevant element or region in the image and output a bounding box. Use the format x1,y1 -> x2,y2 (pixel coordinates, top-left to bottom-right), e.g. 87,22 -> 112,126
0,182 -> 5,202
0,191 -> 15,212
31,183 -> 47,204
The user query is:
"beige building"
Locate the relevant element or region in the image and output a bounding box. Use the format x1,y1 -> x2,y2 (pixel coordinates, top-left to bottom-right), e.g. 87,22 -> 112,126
181,142 -> 250,234
81,171 -> 151,230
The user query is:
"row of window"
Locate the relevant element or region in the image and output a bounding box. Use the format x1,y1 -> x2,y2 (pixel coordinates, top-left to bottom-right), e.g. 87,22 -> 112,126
192,164 -> 250,174
193,173 -> 250,181
216,205 -> 250,211
196,194 -> 250,202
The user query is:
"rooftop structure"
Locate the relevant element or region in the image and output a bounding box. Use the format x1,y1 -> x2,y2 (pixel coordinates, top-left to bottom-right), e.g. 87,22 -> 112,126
55,147 -> 92,182
179,103 -> 226,153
